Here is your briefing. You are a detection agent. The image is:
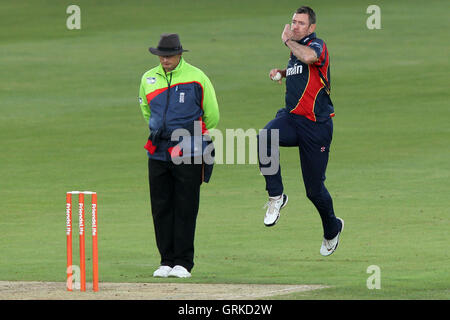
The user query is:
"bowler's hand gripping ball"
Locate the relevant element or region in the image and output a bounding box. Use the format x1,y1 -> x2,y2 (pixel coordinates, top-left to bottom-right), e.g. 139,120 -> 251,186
271,72 -> 282,81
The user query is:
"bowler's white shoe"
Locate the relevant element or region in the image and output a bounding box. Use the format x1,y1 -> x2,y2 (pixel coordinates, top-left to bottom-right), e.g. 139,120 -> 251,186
153,266 -> 172,278
320,217 -> 344,256
263,194 -> 288,227
168,265 -> 191,278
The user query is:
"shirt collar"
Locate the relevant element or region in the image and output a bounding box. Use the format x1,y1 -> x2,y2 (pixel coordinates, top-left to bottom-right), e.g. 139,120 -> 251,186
299,32 -> 316,45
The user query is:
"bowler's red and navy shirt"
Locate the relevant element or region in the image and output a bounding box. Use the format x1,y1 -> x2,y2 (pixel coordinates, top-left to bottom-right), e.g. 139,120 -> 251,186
285,33 -> 334,123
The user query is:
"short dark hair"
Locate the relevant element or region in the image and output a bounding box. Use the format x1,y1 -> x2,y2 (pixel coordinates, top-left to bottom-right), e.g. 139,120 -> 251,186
296,6 -> 316,25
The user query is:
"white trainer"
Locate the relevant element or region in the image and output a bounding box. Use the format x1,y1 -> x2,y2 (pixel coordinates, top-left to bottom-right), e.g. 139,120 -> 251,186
263,194 -> 288,227
320,217 -> 344,256
168,265 -> 191,278
153,265 -> 172,278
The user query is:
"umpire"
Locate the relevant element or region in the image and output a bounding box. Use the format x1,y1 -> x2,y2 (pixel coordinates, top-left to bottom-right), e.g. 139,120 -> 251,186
138,33 -> 219,277
259,7 -> 344,256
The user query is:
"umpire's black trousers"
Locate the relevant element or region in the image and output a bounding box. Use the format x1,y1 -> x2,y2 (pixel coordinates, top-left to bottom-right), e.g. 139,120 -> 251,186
148,158 -> 202,272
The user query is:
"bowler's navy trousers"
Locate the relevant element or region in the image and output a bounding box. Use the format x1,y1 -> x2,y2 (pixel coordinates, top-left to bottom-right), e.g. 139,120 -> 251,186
258,108 -> 339,239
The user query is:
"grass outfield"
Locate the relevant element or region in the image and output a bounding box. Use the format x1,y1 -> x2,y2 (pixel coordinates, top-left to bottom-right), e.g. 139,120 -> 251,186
0,0 -> 449,299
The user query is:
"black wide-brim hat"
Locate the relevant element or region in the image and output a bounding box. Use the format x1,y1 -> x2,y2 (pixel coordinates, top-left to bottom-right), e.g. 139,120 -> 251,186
149,33 -> 189,56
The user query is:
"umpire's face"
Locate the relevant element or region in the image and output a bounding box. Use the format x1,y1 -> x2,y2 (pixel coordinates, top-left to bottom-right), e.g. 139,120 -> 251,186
159,54 -> 182,73
291,13 -> 316,40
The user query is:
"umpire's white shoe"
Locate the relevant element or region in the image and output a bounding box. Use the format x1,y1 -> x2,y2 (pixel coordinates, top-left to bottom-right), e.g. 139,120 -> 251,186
263,194 -> 288,227
153,265 -> 172,278
320,217 -> 344,256
168,265 -> 191,278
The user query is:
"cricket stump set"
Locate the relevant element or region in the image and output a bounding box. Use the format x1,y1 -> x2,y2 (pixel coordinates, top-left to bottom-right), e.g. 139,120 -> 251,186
66,191 -> 99,292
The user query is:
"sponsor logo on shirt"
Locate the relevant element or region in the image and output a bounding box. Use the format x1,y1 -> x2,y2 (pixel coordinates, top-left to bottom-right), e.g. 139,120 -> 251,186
286,64 -> 303,76
146,77 -> 157,84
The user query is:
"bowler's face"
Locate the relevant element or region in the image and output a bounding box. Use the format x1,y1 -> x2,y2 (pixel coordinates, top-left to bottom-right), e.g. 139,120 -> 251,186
291,13 -> 315,40
159,54 -> 181,73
